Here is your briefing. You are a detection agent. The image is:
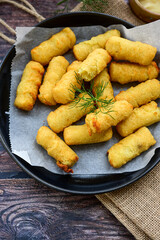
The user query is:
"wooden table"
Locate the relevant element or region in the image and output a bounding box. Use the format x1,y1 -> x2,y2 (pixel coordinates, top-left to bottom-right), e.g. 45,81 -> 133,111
0,1 -> 135,239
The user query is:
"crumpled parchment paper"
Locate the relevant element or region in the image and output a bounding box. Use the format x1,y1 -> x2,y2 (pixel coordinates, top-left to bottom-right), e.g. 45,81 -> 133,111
9,20 -> 160,174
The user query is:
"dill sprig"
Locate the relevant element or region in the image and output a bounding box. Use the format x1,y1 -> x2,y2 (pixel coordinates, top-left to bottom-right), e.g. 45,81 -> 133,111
69,72 -> 114,115
56,0 -> 108,13
81,0 -> 108,12
56,0 -> 70,14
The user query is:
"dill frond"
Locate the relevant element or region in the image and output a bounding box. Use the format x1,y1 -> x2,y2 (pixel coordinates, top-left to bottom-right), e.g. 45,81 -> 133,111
69,72 -> 114,116
69,75 -> 96,112
56,0 -> 108,13
81,0 -> 108,12
56,0 -> 69,14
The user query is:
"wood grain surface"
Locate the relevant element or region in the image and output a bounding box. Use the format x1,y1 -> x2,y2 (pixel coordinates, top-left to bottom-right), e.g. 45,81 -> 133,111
0,1 -> 135,239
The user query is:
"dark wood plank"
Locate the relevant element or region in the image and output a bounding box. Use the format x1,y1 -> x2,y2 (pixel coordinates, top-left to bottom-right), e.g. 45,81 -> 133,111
0,147 -> 23,173
0,179 -> 135,240
0,147 -> 135,239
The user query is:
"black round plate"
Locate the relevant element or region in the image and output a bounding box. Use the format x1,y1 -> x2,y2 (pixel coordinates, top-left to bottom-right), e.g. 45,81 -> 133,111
0,12 -> 159,194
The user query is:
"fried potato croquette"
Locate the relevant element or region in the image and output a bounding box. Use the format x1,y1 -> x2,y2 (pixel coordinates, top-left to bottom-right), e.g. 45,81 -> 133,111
105,36 -> 157,65
85,100 -> 133,134
107,127 -> 156,168
47,93 -> 94,133
110,61 -> 159,84
116,101 -> 160,137
115,79 -> 160,108
38,56 -> 69,105
52,61 -> 82,104
92,68 -> 114,107
73,29 -> 120,61
67,60 -> 82,72
31,27 -> 76,65
14,61 -> 44,111
36,126 -> 78,173
64,124 -> 112,145
77,48 -> 112,82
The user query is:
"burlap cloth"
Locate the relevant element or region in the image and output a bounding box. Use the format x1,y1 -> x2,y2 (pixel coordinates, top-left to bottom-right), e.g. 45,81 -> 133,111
72,1 -> 160,240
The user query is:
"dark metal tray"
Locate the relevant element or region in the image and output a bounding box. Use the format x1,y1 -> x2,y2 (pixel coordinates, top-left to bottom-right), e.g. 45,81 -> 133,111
0,12 -> 159,194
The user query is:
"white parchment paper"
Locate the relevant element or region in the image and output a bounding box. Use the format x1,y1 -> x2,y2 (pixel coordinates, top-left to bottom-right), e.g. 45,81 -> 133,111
9,20 -> 160,174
